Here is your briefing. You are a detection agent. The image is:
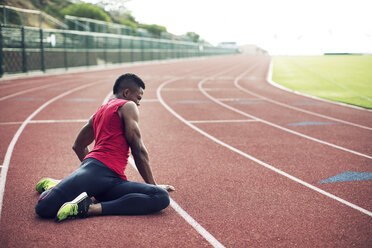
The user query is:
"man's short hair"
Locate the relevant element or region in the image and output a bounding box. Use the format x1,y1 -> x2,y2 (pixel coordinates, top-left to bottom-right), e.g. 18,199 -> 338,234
113,73 -> 145,95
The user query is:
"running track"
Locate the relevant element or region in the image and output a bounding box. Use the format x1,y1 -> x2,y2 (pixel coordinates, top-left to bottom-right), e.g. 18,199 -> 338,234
0,55 -> 371,247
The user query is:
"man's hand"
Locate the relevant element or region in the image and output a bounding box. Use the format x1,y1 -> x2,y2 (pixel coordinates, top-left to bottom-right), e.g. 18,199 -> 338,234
157,184 -> 175,192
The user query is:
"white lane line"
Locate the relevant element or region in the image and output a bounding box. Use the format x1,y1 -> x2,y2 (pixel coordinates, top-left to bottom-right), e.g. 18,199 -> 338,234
0,121 -> 23,125
199,70 -> 372,160
157,79 -> 372,218
127,155 -> 225,248
233,61 -> 372,130
217,98 -> 261,102
0,120 -> 88,125
104,75 -> 233,248
0,81 -> 100,219
29,119 -> 87,124
141,99 -> 159,103
189,119 -> 258,124
162,88 -> 199,91
266,59 -> 372,112
0,84 -> 57,101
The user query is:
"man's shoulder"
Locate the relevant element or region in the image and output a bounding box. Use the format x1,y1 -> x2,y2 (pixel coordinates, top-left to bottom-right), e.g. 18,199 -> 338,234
118,101 -> 138,119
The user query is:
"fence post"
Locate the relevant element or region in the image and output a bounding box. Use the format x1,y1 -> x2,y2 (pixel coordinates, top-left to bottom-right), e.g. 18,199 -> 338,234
0,25 -> 3,77
21,26 -> 27,73
130,38 -> 133,62
104,36 -> 107,65
3,7 -> 6,25
63,32 -> 68,70
85,35 -> 89,67
140,38 -> 144,61
118,37 -> 122,64
39,28 -> 45,72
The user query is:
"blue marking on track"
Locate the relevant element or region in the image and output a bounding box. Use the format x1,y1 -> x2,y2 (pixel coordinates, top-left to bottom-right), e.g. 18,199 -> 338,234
318,171 -> 372,183
287,121 -> 338,126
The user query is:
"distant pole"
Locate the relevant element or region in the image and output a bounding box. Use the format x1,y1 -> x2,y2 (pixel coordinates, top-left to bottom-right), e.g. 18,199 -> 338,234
85,35 -> 89,67
39,12 -> 42,28
0,25 -> 3,77
21,26 -> 27,72
63,32 -> 68,70
3,6 -> 7,25
39,28 -> 45,72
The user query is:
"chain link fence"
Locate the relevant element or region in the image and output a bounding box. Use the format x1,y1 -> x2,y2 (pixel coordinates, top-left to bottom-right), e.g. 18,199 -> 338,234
0,25 -> 238,77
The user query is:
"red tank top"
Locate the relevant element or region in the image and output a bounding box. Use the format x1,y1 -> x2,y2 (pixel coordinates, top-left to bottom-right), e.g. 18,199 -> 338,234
85,98 -> 130,179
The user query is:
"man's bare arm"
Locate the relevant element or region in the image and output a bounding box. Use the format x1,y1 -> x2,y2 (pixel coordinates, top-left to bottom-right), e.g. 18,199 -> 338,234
72,117 -> 95,162
119,102 -> 174,191
120,102 -> 157,184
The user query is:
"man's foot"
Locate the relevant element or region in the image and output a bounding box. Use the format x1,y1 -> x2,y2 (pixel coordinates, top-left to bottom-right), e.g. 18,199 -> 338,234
35,178 -> 60,193
55,192 -> 92,222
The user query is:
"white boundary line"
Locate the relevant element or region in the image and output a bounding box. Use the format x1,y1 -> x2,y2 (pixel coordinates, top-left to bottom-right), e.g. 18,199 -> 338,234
157,78 -> 372,218
0,81 -> 100,219
127,157 -> 225,248
235,63 -> 372,130
199,68 -> 372,160
0,120 -> 88,125
0,83 -> 57,101
266,59 -> 372,112
103,87 -> 225,248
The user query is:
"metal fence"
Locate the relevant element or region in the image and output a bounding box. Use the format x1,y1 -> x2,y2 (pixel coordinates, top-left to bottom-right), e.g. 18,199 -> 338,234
0,25 -> 238,77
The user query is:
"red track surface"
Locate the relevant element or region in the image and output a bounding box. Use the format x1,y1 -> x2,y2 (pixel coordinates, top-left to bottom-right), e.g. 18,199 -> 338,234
0,55 -> 371,247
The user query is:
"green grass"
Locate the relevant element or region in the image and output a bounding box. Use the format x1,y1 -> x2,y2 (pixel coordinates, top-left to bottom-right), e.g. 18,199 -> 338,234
272,55 -> 372,109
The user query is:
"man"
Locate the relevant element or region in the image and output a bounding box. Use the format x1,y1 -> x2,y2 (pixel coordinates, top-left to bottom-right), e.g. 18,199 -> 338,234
35,73 -> 174,222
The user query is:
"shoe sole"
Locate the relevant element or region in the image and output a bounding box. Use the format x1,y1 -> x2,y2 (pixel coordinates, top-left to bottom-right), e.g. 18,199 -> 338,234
55,192 -> 89,222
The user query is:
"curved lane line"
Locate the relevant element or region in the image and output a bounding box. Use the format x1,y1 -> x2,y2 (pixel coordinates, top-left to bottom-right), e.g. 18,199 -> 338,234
199,73 -> 372,160
0,81 -> 101,219
0,84 -> 56,101
233,60 -> 372,130
158,79 -> 372,218
266,59 -> 372,112
0,78 -> 79,101
103,87 -> 225,248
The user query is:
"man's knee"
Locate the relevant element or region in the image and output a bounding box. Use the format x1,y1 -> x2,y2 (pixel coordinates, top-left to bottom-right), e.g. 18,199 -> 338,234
35,191 -> 60,218
155,187 -> 170,212
35,199 -> 57,218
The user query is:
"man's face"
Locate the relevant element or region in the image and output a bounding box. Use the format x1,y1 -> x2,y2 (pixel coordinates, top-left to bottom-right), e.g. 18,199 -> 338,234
125,87 -> 143,106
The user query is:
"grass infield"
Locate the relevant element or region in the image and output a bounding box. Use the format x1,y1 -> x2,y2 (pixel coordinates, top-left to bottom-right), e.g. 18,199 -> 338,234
272,55 -> 372,109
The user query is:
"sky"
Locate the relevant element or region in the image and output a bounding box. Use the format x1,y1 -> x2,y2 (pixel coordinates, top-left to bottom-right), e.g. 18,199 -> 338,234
83,0 -> 372,55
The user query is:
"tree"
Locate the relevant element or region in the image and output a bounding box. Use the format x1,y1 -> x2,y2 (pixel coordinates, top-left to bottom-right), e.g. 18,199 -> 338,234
186,32 -> 200,43
140,24 -> 167,38
61,3 -> 112,22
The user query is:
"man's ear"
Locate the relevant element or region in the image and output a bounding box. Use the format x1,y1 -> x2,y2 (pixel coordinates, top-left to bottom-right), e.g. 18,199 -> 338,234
123,89 -> 131,98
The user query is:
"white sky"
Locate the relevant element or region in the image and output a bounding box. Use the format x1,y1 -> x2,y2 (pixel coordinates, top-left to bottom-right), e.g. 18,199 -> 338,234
86,0 -> 372,55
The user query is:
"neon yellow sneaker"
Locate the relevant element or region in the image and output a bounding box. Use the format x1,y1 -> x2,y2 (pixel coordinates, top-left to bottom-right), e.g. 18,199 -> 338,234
35,178 -> 60,193
55,192 -> 92,222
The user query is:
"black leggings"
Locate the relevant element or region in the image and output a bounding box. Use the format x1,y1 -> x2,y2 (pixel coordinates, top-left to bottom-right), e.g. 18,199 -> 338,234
35,158 -> 170,218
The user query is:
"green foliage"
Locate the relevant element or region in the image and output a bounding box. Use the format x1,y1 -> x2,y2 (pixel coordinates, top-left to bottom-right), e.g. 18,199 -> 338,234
61,3 -> 112,23
0,8 -> 22,25
120,19 -> 137,30
273,55 -> 372,109
186,32 -> 200,42
124,12 -> 137,24
139,24 -> 167,38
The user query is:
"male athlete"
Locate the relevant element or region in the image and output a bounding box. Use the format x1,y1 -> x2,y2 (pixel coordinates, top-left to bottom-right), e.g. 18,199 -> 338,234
35,73 -> 174,222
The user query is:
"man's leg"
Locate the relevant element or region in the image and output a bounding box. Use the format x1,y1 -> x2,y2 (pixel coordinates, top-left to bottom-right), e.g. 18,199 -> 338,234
35,158 -> 112,219
94,180 -> 170,215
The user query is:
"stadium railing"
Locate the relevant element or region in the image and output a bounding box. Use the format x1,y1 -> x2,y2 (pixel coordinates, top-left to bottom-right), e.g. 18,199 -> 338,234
0,25 -> 238,77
